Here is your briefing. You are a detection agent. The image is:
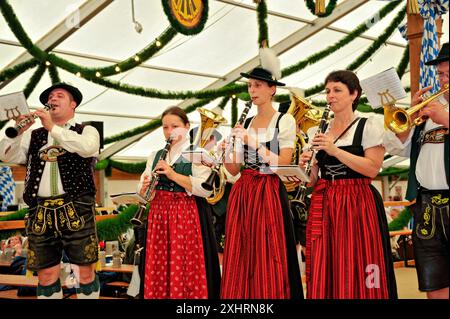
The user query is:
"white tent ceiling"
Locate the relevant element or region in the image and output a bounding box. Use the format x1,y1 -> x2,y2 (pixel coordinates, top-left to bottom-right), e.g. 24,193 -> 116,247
1,0 -> 448,164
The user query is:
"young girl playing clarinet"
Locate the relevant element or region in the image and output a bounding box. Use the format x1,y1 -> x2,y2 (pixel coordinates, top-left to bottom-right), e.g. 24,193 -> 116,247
138,106 -> 220,299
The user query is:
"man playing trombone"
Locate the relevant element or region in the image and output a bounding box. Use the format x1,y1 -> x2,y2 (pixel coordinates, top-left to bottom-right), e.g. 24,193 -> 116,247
383,42 -> 449,299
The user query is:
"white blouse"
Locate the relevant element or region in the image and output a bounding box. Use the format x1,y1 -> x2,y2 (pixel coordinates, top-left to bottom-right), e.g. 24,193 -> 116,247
137,139 -> 213,198
306,115 -> 384,150
246,111 -> 297,149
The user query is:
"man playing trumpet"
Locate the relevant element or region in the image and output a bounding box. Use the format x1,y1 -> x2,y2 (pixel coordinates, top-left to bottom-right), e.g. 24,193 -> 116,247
0,83 -> 101,299
383,42 -> 449,299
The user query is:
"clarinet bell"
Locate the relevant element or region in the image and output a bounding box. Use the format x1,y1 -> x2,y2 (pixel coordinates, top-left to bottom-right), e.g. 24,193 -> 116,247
201,169 -> 218,192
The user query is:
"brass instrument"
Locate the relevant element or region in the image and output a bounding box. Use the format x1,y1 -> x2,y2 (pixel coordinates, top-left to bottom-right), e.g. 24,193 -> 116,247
284,90 -> 324,192
290,104 -> 331,216
191,107 -> 228,205
192,107 -> 227,148
5,103 -> 54,138
384,84 -> 449,134
130,136 -> 173,226
202,101 -> 252,200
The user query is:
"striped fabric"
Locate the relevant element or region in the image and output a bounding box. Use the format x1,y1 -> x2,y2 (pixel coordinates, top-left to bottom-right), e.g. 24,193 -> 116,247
418,0 -> 449,93
0,166 -> 15,211
306,178 -> 390,299
221,170 -> 291,299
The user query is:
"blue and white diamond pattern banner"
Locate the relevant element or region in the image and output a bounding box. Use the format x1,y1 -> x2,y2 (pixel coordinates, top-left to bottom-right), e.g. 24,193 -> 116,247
419,0 -> 449,93
0,166 -> 15,211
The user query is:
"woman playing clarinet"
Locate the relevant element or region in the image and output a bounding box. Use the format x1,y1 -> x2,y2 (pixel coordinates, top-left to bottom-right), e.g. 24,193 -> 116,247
300,70 -> 397,299
220,49 -> 303,299
137,106 -> 220,299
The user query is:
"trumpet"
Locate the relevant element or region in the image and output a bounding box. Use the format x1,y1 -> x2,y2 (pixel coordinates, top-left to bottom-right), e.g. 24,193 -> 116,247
5,103 -> 54,138
130,136 -> 173,226
202,101 -> 252,193
290,104 -> 331,214
384,84 -> 449,134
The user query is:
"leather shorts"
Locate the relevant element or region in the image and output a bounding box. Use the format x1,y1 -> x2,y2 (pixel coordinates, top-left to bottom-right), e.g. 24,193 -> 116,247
25,193 -> 99,271
412,188 -> 449,291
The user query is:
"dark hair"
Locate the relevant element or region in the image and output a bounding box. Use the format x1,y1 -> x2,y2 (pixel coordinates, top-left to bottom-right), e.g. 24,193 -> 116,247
161,106 -> 189,125
325,70 -> 362,111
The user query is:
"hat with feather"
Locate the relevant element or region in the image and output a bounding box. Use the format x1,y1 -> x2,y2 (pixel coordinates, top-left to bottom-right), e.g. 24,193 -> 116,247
240,47 -> 285,86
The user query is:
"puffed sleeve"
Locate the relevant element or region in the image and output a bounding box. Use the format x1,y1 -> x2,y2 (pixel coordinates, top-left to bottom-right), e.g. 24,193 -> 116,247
383,127 -> 414,157
278,113 -> 296,149
137,150 -> 157,192
361,115 -> 385,150
189,162 -> 213,198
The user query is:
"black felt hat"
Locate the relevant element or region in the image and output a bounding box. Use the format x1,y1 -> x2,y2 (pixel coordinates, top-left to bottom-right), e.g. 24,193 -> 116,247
39,82 -> 83,107
425,42 -> 449,66
240,67 -> 285,86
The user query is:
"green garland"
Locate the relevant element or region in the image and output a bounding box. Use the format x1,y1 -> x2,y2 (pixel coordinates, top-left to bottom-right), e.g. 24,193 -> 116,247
103,98 -> 214,145
256,0 -> 269,47
397,45 -> 410,80
282,1 -> 402,78
47,65 -> 61,84
388,206 -> 413,231
303,5 -> 406,98
0,0 -> 178,79
0,58 -> 39,82
305,0 -> 338,17
85,77 -> 246,100
217,96 -> 230,110
96,205 -> 137,241
109,159 -> 146,175
161,0 -> 209,35
23,64 -> 46,98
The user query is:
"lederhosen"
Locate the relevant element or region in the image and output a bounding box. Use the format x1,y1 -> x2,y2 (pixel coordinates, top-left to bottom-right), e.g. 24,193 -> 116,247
24,125 -> 98,271
220,113 -> 303,299
142,150 -> 220,299
409,123 -> 449,291
306,118 -> 397,299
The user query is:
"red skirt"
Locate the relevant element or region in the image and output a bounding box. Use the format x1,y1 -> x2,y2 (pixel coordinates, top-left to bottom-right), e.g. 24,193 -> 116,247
221,169 -> 296,299
143,190 -> 208,299
306,178 -> 393,299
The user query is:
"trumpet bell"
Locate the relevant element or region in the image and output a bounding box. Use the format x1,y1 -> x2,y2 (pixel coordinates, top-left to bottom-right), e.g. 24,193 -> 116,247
384,84 -> 449,134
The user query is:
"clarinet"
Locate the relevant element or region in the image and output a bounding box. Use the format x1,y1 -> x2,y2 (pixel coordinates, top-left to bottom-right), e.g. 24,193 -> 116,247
5,103 -> 54,138
130,136 -> 173,226
291,104 -> 331,210
202,101 -> 252,191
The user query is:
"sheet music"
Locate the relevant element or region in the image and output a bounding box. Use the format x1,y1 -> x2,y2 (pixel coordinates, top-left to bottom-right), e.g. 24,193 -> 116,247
110,192 -> 147,205
268,165 -> 310,183
0,91 -> 29,120
360,67 -> 406,109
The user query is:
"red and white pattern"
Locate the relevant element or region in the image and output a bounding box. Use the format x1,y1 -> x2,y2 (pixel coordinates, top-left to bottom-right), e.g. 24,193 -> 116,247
143,190 -> 208,299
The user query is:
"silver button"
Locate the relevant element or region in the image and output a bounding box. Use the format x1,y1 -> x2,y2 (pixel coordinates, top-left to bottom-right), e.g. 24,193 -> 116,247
36,177 -> 40,181
34,186 -> 38,189
32,194 -> 36,197
38,170 -> 42,173
40,162 -> 45,165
